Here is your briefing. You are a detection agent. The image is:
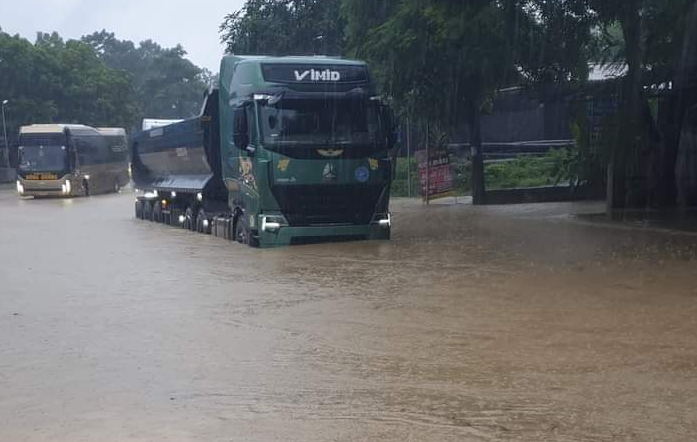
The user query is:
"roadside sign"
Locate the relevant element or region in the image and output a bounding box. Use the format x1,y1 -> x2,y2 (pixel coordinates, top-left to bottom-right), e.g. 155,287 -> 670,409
416,148 -> 452,200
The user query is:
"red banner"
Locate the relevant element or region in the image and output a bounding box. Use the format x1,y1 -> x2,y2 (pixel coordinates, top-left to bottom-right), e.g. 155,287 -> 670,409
416,148 -> 452,200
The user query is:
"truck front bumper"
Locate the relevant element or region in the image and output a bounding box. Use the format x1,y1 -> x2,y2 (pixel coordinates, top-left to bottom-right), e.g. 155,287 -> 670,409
256,222 -> 391,248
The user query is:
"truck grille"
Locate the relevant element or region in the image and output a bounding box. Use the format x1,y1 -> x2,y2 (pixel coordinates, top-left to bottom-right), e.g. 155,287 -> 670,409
271,184 -> 385,227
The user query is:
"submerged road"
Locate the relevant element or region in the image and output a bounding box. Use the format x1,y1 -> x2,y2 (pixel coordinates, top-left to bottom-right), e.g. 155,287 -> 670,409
1,186 -> 696,441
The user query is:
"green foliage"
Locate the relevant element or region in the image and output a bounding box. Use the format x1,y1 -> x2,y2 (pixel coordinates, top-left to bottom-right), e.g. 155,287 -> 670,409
485,150 -> 582,190
523,0 -> 594,85
220,0 -> 344,56
351,0 -> 514,130
0,30 -> 136,137
391,150 -> 582,197
391,156 -> 419,197
0,27 -> 209,153
82,31 -> 209,120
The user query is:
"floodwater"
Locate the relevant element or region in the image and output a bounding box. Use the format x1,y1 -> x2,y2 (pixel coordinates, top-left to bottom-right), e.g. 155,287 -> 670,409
1,186 -> 696,441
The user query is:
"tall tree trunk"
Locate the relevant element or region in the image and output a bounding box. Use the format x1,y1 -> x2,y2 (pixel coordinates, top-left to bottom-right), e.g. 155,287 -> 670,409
675,0 -> 697,207
608,0 -> 643,211
471,101 -> 486,205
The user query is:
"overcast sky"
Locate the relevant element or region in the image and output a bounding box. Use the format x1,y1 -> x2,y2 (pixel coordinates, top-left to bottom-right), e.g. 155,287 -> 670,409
0,0 -> 246,72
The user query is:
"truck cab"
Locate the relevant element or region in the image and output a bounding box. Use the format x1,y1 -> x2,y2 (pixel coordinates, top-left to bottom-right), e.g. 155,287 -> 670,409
221,56 -> 396,247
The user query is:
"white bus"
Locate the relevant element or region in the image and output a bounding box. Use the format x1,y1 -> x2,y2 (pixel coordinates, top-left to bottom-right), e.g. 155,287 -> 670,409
16,124 -> 129,197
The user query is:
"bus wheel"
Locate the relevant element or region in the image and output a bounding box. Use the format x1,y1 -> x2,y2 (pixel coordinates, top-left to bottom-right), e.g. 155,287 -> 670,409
81,180 -> 90,197
135,200 -> 143,219
184,207 -> 196,231
196,208 -> 210,234
153,200 -> 163,223
143,201 -> 153,221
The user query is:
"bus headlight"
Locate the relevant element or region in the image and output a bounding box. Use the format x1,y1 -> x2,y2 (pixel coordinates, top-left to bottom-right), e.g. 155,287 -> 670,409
16,181 -> 24,195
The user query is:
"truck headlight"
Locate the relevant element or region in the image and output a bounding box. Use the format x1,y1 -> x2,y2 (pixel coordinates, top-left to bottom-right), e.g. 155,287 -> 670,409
260,214 -> 288,232
373,213 -> 391,228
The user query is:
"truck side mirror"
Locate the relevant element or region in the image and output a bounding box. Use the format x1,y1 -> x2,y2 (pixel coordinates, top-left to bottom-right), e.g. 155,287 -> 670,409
233,107 -> 250,151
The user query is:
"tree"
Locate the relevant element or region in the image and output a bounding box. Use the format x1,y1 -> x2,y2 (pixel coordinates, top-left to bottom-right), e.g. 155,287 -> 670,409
82,31 -> 208,122
585,0 -> 695,209
220,0 -> 345,56
0,29 -> 136,152
344,0 -> 521,204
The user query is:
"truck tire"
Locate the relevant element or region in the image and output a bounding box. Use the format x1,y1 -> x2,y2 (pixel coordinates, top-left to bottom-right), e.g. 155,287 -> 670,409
184,207 -> 196,231
153,201 -> 163,223
142,201 -> 153,221
196,208 -> 210,234
235,217 -> 258,247
234,215 -> 248,245
135,200 -> 143,219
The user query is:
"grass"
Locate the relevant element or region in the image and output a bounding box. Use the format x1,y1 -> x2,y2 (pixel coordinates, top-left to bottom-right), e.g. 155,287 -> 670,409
391,149 -> 571,197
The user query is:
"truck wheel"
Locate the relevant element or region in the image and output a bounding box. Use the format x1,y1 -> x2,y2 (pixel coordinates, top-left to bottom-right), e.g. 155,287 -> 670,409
81,180 -> 90,197
196,209 -> 210,234
236,219 -> 250,245
235,217 -> 258,246
135,200 -> 143,219
153,201 -> 163,223
143,201 -> 153,221
184,207 -> 196,231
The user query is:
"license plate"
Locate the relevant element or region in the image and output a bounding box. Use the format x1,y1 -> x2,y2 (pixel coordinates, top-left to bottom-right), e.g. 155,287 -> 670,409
26,173 -> 58,180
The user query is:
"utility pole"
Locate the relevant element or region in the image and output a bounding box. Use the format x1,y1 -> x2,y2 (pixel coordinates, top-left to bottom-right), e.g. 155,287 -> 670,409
425,122 -> 430,205
406,116 -> 411,197
1,100 -> 9,168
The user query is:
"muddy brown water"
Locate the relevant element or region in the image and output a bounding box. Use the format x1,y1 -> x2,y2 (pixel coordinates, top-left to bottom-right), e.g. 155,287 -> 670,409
1,187 -> 696,441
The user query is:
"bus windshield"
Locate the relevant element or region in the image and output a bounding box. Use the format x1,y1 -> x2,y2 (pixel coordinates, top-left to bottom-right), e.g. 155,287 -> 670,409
259,98 -> 384,147
18,135 -> 69,173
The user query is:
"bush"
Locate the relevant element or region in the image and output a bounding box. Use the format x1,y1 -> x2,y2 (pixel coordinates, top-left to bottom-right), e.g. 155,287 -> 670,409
391,149 -> 577,197
392,157 -> 419,197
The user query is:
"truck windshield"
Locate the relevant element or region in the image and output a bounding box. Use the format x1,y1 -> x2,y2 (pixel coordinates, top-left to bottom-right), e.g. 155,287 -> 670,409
18,135 -> 68,172
259,98 -> 383,146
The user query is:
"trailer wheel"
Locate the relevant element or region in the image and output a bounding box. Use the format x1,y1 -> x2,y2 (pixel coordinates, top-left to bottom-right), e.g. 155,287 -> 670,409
196,208 -> 210,234
153,200 -> 163,223
236,219 -> 250,245
143,201 -> 153,221
235,217 -> 258,246
135,200 -> 143,219
184,207 -> 196,231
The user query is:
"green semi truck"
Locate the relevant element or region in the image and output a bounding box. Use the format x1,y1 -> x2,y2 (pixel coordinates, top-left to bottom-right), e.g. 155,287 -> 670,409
132,55 -> 397,247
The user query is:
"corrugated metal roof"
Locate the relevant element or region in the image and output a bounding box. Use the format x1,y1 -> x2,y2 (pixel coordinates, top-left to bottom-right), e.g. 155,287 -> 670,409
588,63 -> 627,82
97,127 -> 127,136
19,124 -> 92,134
